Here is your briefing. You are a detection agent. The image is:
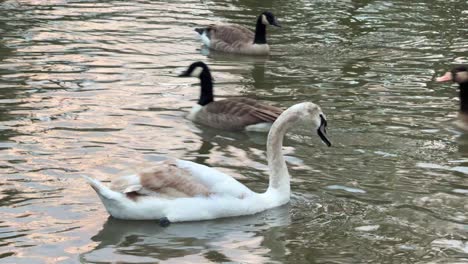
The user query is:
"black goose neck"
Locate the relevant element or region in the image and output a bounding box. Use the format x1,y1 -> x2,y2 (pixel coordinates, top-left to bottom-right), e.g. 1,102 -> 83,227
254,16 -> 267,44
198,70 -> 214,106
459,83 -> 468,113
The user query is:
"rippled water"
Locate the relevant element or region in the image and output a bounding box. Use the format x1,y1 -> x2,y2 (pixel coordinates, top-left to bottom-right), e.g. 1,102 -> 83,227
0,0 -> 467,263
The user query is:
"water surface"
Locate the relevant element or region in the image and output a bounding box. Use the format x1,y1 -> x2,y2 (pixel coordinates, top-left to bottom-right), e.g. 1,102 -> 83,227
0,0 -> 467,263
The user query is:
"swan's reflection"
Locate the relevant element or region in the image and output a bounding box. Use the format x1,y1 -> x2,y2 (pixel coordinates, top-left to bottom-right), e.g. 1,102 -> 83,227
83,205 -> 290,263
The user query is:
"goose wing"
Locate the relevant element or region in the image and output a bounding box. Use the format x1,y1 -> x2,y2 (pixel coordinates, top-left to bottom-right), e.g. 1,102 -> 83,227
209,24 -> 254,44
197,99 -> 283,130
230,98 -> 284,116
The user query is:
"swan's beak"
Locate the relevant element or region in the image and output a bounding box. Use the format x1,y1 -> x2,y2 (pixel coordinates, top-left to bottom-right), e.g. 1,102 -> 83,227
436,72 -> 452,82
317,115 -> 331,147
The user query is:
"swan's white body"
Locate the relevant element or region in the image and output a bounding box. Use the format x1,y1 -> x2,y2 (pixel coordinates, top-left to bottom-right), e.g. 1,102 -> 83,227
83,102 -> 328,222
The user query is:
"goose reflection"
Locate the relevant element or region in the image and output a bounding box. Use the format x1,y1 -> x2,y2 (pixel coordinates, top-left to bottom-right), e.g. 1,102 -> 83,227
201,46 -> 268,85
456,133 -> 468,157
189,118 -> 310,177
82,206 -> 290,263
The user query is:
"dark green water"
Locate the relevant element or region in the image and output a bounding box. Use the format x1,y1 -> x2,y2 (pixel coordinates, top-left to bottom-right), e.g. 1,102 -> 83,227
0,0 -> 467,263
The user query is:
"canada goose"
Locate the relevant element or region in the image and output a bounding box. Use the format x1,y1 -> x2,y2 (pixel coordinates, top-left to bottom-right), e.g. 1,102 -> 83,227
179,61 -> 283,132
436,65 -> 468,130
83,102 -> 331,225
195,11 -> 281,55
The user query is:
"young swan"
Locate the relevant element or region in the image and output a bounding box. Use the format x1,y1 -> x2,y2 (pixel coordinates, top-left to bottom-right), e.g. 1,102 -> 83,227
195,11 -> 281,55
179,61 -> 283,132
436,65 -> 468,130
83,102 -> 331,226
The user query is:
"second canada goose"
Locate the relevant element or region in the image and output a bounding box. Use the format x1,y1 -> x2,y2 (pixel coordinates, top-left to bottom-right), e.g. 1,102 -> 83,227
195,11 -> 281,55
436,65 -> 468,130
82,102 -> 331,224
179,61 -> 283,132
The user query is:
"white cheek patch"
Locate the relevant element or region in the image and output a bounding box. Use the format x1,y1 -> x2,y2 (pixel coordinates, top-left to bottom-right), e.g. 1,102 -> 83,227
262,14 -> 269,25
457,71 -> 468,83
190,67 -> 203,77
200,31 -> 211,47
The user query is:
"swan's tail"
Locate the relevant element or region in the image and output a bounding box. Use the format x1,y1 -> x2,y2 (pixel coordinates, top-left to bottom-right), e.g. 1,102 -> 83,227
82,175 -> 122,201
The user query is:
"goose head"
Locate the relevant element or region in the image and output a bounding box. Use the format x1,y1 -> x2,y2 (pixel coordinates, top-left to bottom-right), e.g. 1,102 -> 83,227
290,102 -> 331,147
436,65 -> 468,84
260,11 -> 281,27
178,61 -> 211,79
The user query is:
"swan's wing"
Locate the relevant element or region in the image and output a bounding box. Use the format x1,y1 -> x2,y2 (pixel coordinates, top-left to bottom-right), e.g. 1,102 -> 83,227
176,159 -> 254,198
196,99 -> 283,130
110,159 -> 253,199
110,160 -> 212,199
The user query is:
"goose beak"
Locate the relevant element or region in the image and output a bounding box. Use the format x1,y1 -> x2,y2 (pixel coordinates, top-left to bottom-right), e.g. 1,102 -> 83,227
436,72 -> 452,82
272,20 -> 281,27
317,115 -> 331,147
178,71 -> 190,77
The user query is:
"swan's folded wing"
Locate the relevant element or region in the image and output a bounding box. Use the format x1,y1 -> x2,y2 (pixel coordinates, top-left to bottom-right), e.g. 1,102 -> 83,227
110,160 -> 212,199
197,99 -> 283,130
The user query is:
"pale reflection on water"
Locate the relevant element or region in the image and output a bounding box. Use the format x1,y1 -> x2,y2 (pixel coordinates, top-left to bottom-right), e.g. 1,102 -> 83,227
83,207 -> 290,263
0,0 -> 467,263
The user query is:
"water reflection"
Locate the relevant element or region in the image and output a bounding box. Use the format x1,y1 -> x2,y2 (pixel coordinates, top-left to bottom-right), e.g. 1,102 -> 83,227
84,207 -> 290,263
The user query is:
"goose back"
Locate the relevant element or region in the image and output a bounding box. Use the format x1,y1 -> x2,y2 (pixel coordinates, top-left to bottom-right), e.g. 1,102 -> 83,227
195,11 -> 279,55
205,24 -> 270,55
194,98 -> 283,131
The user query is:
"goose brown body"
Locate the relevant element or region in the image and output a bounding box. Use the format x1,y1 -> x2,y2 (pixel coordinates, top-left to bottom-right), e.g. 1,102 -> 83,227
195,11 -> 280,55
179,62 -> 283,131
194,98 -> 283,131
201,25 -> 269,55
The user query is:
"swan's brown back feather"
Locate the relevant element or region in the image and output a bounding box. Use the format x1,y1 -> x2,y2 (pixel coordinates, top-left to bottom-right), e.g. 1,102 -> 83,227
110,160 -> 212,199
139,160 -> 212,198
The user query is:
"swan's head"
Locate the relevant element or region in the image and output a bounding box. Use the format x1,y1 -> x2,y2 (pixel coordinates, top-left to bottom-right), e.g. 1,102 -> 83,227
436,65 -> 468,84
178,61 -> 211,79
298,102 -> 331,147
260,11 -> 281,27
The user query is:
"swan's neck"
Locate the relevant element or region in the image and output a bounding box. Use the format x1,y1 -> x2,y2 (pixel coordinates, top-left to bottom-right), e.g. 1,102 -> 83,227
459,83 -> 468,113
253,16 -> 267,44
198,71 -> 214,106
265,106 -> 301,196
